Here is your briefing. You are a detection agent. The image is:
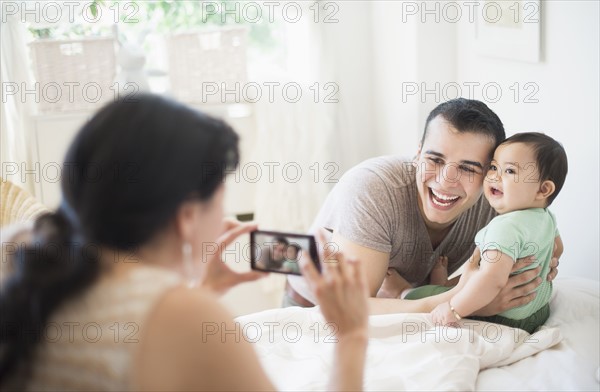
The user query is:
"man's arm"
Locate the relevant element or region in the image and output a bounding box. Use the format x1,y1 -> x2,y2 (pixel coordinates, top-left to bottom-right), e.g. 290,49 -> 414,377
330,232 -> 389,297
330,232 -> 469,315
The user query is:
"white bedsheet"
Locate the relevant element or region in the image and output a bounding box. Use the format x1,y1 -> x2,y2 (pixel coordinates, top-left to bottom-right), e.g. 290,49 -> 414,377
235,277 -> 599,391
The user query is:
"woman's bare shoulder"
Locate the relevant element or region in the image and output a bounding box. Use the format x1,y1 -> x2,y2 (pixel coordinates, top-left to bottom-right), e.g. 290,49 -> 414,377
132,285 -> 274,391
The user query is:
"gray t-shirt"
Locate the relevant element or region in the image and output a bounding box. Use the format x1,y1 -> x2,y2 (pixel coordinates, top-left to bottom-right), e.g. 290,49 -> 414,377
288,155 -> 497,302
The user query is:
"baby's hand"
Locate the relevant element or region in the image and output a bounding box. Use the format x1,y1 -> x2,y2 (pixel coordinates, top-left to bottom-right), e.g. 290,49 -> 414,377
431,302 -> 459,327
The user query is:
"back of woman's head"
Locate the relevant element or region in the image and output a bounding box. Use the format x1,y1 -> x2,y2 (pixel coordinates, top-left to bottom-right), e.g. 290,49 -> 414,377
63,93 -> 239,248
0,94 -> 239,383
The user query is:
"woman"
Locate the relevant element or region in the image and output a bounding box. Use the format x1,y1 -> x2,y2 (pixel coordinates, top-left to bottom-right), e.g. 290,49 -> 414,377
0,94 -> 368,391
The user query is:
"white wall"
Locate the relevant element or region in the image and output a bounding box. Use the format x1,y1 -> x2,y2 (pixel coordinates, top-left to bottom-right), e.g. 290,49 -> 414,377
367,0 -> 599,281
455,1 -> 599,280
371,1 -> 459,158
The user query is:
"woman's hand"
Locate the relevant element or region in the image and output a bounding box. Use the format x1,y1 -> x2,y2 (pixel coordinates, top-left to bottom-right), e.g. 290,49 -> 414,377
301,230 -> 369,391
300,230 -> 369,339
198,219 -> 266,295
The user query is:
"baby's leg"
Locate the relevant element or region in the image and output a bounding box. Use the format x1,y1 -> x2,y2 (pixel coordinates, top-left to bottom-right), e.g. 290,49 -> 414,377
429,256 -> 449,286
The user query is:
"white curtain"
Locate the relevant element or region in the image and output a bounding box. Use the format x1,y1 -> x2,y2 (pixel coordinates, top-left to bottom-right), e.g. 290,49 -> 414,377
0,15 -> 36,192
250,4 -> 340,234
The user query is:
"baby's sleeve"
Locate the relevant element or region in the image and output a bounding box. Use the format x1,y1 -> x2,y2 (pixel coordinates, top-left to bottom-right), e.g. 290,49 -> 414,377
477,219 -> 525,262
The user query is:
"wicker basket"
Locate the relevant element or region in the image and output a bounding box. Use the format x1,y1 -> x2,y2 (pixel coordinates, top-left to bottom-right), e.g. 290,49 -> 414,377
0,178 -> 49,227
28,37 -> 116,113
167,27 -> 248,104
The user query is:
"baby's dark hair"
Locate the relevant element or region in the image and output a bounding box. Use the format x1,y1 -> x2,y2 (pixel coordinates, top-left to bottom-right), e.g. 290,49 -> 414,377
501,132 -> 568,206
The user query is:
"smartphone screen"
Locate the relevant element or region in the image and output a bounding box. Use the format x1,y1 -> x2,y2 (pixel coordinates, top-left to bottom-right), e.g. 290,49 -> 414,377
250,230 -> 321,275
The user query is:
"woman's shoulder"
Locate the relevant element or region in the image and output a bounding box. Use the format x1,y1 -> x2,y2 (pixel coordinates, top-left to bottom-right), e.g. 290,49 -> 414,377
146,284 -> 230,327
131,285 -> 252,389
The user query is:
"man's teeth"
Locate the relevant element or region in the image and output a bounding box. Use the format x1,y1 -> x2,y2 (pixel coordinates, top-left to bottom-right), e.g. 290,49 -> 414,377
432,197 -> 453,207
431,189 -> 459,201
430,189 -> 459,207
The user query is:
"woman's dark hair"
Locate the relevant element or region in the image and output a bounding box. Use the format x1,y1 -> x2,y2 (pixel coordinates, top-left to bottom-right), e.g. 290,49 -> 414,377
0,94 -> 239,381
422,98 -> 506,152
500,132 -> 568,206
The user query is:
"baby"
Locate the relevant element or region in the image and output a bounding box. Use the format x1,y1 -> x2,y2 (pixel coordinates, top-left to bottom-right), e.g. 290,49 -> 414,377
401,132 -> 568,333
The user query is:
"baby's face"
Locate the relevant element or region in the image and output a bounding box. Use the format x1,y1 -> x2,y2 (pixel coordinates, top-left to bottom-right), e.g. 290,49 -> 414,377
286,246 -> 300,261
484,142 -> 544,214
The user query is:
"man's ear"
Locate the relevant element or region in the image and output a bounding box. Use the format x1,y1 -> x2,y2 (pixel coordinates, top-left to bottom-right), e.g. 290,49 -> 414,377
536,180 -> 556,201
174,201 -> 198,241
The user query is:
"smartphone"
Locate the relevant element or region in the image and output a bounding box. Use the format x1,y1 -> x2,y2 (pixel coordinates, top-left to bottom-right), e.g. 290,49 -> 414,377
250,230 -> 321,275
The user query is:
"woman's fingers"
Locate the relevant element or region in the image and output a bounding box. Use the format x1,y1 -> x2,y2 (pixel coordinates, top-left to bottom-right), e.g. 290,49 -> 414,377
216,221 -> 258,248
315,229 -> 353,283
301,240 -> 359,303
300,250 -> 321,293
235,270 -> 267,284
221,217 -> 241,232
315,228 -> 329,259
316,228 -> 341,264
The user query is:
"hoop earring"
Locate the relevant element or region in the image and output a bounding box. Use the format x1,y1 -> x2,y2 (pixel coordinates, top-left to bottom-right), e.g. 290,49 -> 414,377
182,241 -> 197,288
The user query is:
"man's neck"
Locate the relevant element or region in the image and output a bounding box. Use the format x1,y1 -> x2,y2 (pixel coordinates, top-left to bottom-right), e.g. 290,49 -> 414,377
426,224 -> 453,250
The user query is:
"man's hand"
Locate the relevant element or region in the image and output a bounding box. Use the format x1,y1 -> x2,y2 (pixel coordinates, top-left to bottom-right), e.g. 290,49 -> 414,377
547,236 -> 563,282
547,256 -> 559,281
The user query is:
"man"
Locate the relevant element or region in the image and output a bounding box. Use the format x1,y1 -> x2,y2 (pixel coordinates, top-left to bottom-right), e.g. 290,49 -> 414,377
265,237 -> 288,270
285,98 -> 560,314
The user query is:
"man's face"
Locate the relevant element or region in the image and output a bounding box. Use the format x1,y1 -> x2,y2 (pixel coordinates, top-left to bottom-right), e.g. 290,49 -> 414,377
272,241 -> 287,261
414,116 -> 495,230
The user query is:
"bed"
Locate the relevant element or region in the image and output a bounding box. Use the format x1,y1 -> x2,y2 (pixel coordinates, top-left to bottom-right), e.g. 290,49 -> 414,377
235,277 -> 599,391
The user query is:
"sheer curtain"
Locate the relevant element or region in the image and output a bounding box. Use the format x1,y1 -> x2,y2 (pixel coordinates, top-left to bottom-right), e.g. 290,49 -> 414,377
0,15 -> 36,193
250,5 -> 340,234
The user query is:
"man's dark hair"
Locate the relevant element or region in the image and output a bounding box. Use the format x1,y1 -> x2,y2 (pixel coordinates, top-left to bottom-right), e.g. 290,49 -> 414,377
422,98 -> 506,152
274,237 -> 289,245
501,132 -> 568,206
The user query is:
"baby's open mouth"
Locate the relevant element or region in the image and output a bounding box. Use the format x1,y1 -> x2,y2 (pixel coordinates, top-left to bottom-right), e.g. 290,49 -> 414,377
430,188 -> 460,207
490,186 -> 503,196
